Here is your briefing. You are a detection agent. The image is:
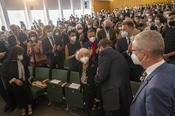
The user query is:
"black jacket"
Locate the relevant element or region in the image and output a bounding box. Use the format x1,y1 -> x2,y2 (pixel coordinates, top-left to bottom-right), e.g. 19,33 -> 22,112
2,60 -> 30,87
117,38 -> 144,81
94,48 -> 132,114
42,37 -> 55,56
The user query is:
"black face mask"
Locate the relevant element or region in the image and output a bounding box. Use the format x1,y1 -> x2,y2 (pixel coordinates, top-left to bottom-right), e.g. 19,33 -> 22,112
169,21 -> 175,26
139,23 -> 144,27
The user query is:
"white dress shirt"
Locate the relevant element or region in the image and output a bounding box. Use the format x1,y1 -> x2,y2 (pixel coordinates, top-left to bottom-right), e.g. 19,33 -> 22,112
126,35 -> 134,45
144,59 -> 165,81
105,29 -> 110,40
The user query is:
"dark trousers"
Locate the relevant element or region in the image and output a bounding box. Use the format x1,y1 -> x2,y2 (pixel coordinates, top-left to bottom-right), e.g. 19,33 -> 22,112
0,66 -> 16,107
47,55 -> 64,69
8,82 -> 33,108
105,110 -> 121,116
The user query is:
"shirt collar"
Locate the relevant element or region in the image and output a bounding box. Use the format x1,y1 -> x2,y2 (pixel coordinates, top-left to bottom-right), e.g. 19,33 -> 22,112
145,59 -> 165,79
126,35 -> 134,42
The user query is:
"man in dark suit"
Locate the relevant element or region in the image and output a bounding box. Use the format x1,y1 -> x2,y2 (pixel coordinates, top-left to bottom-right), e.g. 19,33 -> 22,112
130,30 -> 175,116
117,21 -> 144,81
42,25 -> 57,68
95,39 -> 132,116
97,19 -> 116,48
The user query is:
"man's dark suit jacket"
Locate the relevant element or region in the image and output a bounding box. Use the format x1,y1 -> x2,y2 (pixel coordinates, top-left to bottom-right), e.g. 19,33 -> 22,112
117,38 -> 144,81
94,48 -> 132,115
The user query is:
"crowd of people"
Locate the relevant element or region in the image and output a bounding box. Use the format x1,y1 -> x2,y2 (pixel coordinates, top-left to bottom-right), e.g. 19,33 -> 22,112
0,1 -> 175,116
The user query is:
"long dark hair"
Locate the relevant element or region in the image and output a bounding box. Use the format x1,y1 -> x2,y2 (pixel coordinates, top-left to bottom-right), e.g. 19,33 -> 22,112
8,46 -> 24,61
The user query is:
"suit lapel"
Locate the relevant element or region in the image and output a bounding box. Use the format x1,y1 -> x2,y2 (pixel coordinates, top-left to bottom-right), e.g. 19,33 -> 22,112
132,62 -> 167,104
123,38 -> 128,50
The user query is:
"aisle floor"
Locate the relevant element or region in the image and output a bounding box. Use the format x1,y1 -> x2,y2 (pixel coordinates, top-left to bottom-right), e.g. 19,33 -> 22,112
0,96 -> 82,116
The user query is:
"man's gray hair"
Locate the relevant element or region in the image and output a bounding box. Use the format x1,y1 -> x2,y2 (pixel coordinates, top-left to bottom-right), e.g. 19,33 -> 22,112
103,19 -> 113,26
134,30 -> 165,58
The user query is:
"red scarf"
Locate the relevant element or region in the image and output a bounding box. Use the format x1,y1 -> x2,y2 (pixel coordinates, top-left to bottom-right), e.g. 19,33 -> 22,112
90,41 -> 97,61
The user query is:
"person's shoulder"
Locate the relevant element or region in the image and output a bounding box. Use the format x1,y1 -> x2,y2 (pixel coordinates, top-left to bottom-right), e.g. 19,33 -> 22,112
117,37 -> 125,43
98,29 -> 105,33
83,41 -> 89,48
149,63 -> 175,87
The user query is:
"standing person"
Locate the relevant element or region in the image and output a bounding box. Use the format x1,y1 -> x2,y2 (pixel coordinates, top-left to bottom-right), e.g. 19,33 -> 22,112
95,39 -> 132,116
53,28 -> 65,69
27,30 -> 47,67
76,48 -> 101,116
117,20 -> 144,81
83,29 -> 99,62
97,20 -> 116,48
162,11 -> 175,64
65,30 -> 81,71
130,30 -> 175,116
42,25 -> 57,68
2,46 -> 33,116
0,41 -> 16,112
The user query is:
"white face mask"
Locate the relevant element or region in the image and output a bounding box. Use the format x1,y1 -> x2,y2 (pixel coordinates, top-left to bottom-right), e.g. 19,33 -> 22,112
148,18 -> 152,22
78,29 -> 83,34
93,25 -> 97,28
118,27 -> 122,30
87,25 -> 92,29
155,20 -> 160,24
131,53 -> 141,65
47,32 -> 52,37
89,37 -> 95,43
55,33 -> 59,36
121,31 -> 128,38
18,55 -> 23,61
71,36 -> 76,42
31,37 -> 36,41
80,57 -> 89,64
146,14 -> 150,17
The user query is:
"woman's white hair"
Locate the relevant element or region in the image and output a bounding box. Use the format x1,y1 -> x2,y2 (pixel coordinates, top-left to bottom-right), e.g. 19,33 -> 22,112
76,48 -> 91,61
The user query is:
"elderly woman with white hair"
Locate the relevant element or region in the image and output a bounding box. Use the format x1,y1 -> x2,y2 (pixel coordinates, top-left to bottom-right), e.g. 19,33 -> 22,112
76,48 -> 101,116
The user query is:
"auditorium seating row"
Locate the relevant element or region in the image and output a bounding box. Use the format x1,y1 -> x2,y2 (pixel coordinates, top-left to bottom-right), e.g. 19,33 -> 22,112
28,66 -> 141,109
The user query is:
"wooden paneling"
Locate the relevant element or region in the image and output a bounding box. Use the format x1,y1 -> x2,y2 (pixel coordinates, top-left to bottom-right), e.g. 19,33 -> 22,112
92,0 -> 173,12
92,0 -> 110,12
110,0 -> 171,11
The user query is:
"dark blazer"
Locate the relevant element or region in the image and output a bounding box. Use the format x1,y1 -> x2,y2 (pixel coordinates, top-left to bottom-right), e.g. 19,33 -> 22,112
94,48 -> 132,114
130,62 -> 175,116
0,41 -> 7,63
116,37 -> 128,53
2,60 -> 30,87
8,35 -> 17,48
97,29 -> 116,48
42,37 -> 55,56
97,29 -> 115,41
117,37 -> 144,81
